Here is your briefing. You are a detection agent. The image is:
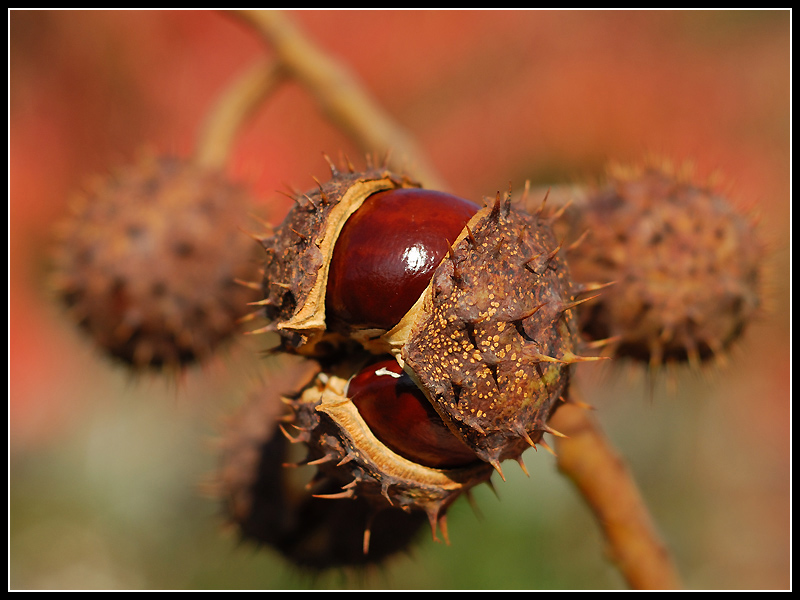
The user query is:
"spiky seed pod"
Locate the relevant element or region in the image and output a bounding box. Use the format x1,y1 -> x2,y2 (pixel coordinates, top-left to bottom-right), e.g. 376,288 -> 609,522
258,163 -> 422,357
254,162 -> 593,534
213,370 -> 428,569
283,366 -> 494,541
51,154 -> 262,370
562,161 -> 765,368
385,194 -> 585,471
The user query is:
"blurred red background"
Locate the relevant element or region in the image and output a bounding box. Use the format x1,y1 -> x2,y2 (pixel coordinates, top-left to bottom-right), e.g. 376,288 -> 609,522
10,10 -> 790,590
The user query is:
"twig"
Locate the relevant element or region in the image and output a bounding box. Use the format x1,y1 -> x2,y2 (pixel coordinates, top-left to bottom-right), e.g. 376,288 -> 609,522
550,399 -> 683,590
195,57 -> 288,170
231,9 -> 449,190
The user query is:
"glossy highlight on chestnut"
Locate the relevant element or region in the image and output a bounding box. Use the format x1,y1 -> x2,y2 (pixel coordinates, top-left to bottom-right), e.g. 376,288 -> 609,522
326,188 -> 479,330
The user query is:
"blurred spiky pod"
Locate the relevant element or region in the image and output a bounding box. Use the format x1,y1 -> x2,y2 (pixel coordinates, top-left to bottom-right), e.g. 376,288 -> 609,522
558,159 -> 765,371
50,154 -> 263,372
211,371 -> 429,570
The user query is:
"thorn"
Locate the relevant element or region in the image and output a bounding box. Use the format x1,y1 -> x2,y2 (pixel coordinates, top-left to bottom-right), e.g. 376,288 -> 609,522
490,459 -> 506,481
537,438 -> 557,457
490,191 -> 502,221
523,251 -> 543,273
301,193 -> 319,211
336,453 -> 356,467
278,424 -> 299,443
517,302 -> 547,321
485,478 -> 499,500
312,488 -> 356,500
305,454 -> 336,466
278,411 -> 295,423
438,513 -> 451,545
561,350 -> 610,364
322,152 -> 338,177
426,511 -> 441,543
446,239 -> 456,260
288,226 -> 308,242
276,189 -> 302,205
238,223 -> 271,243
465,224 -> 477,245
522,348 -> 566,364
566,229 -> 590,253
547,199 -> 572,223
519,179 -> 531,207
375,477 -> 396,505
544,240 -> 565,266
381,148 -> 393,169
246,297 -> 273,306
568,396 -> 596,411
541,424 -> 568,439
464,489 -> 484,521
311,176 -> 329,204
573,280 -> 616,295
343,154 -> 356,173
559,294 -> 601,314
362,523 -> 372,555
248,210 -> 274,230
521,430 -> 538,449
535,187 -> 551,219
584,335 -> 622,350
516,455 -> 530,476
244,323 -> 277,336
234,278 -> 263,291
236,309 -> 263,324
504,182 -> 513,214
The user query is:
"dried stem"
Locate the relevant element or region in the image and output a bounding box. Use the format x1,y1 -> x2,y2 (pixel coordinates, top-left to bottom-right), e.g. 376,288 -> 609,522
195,57 -> 288,170
231,9 -> 449,190
550,400 -> 683,590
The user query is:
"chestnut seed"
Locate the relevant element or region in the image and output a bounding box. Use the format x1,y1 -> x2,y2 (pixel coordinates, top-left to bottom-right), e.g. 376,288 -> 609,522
348,358 -> 479,469
326,188 -> 479,330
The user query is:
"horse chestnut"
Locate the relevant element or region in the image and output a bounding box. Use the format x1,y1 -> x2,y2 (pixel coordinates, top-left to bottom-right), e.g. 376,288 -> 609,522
556,161 -> 765,369
51,154 -> 262,370
284,364 -> 495,541
259,165 -> 422,355
326,188 -> 478,331
258,162 -> 592,535
348,358 -> 479,469
214,369 -> 429,568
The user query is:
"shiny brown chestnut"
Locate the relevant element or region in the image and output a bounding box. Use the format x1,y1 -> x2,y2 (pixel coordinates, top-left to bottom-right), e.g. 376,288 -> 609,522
326,188 -> 478,330
348,358 -> 479,469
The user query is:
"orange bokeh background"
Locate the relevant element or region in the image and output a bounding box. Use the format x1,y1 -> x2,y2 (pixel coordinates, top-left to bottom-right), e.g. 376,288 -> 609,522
10,10 -> 790,590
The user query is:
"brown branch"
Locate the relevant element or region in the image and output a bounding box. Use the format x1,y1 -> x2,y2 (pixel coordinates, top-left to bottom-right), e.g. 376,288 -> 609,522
550,400 -> 683,590
230,9 -> 449,191
195,57 -> 288,170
